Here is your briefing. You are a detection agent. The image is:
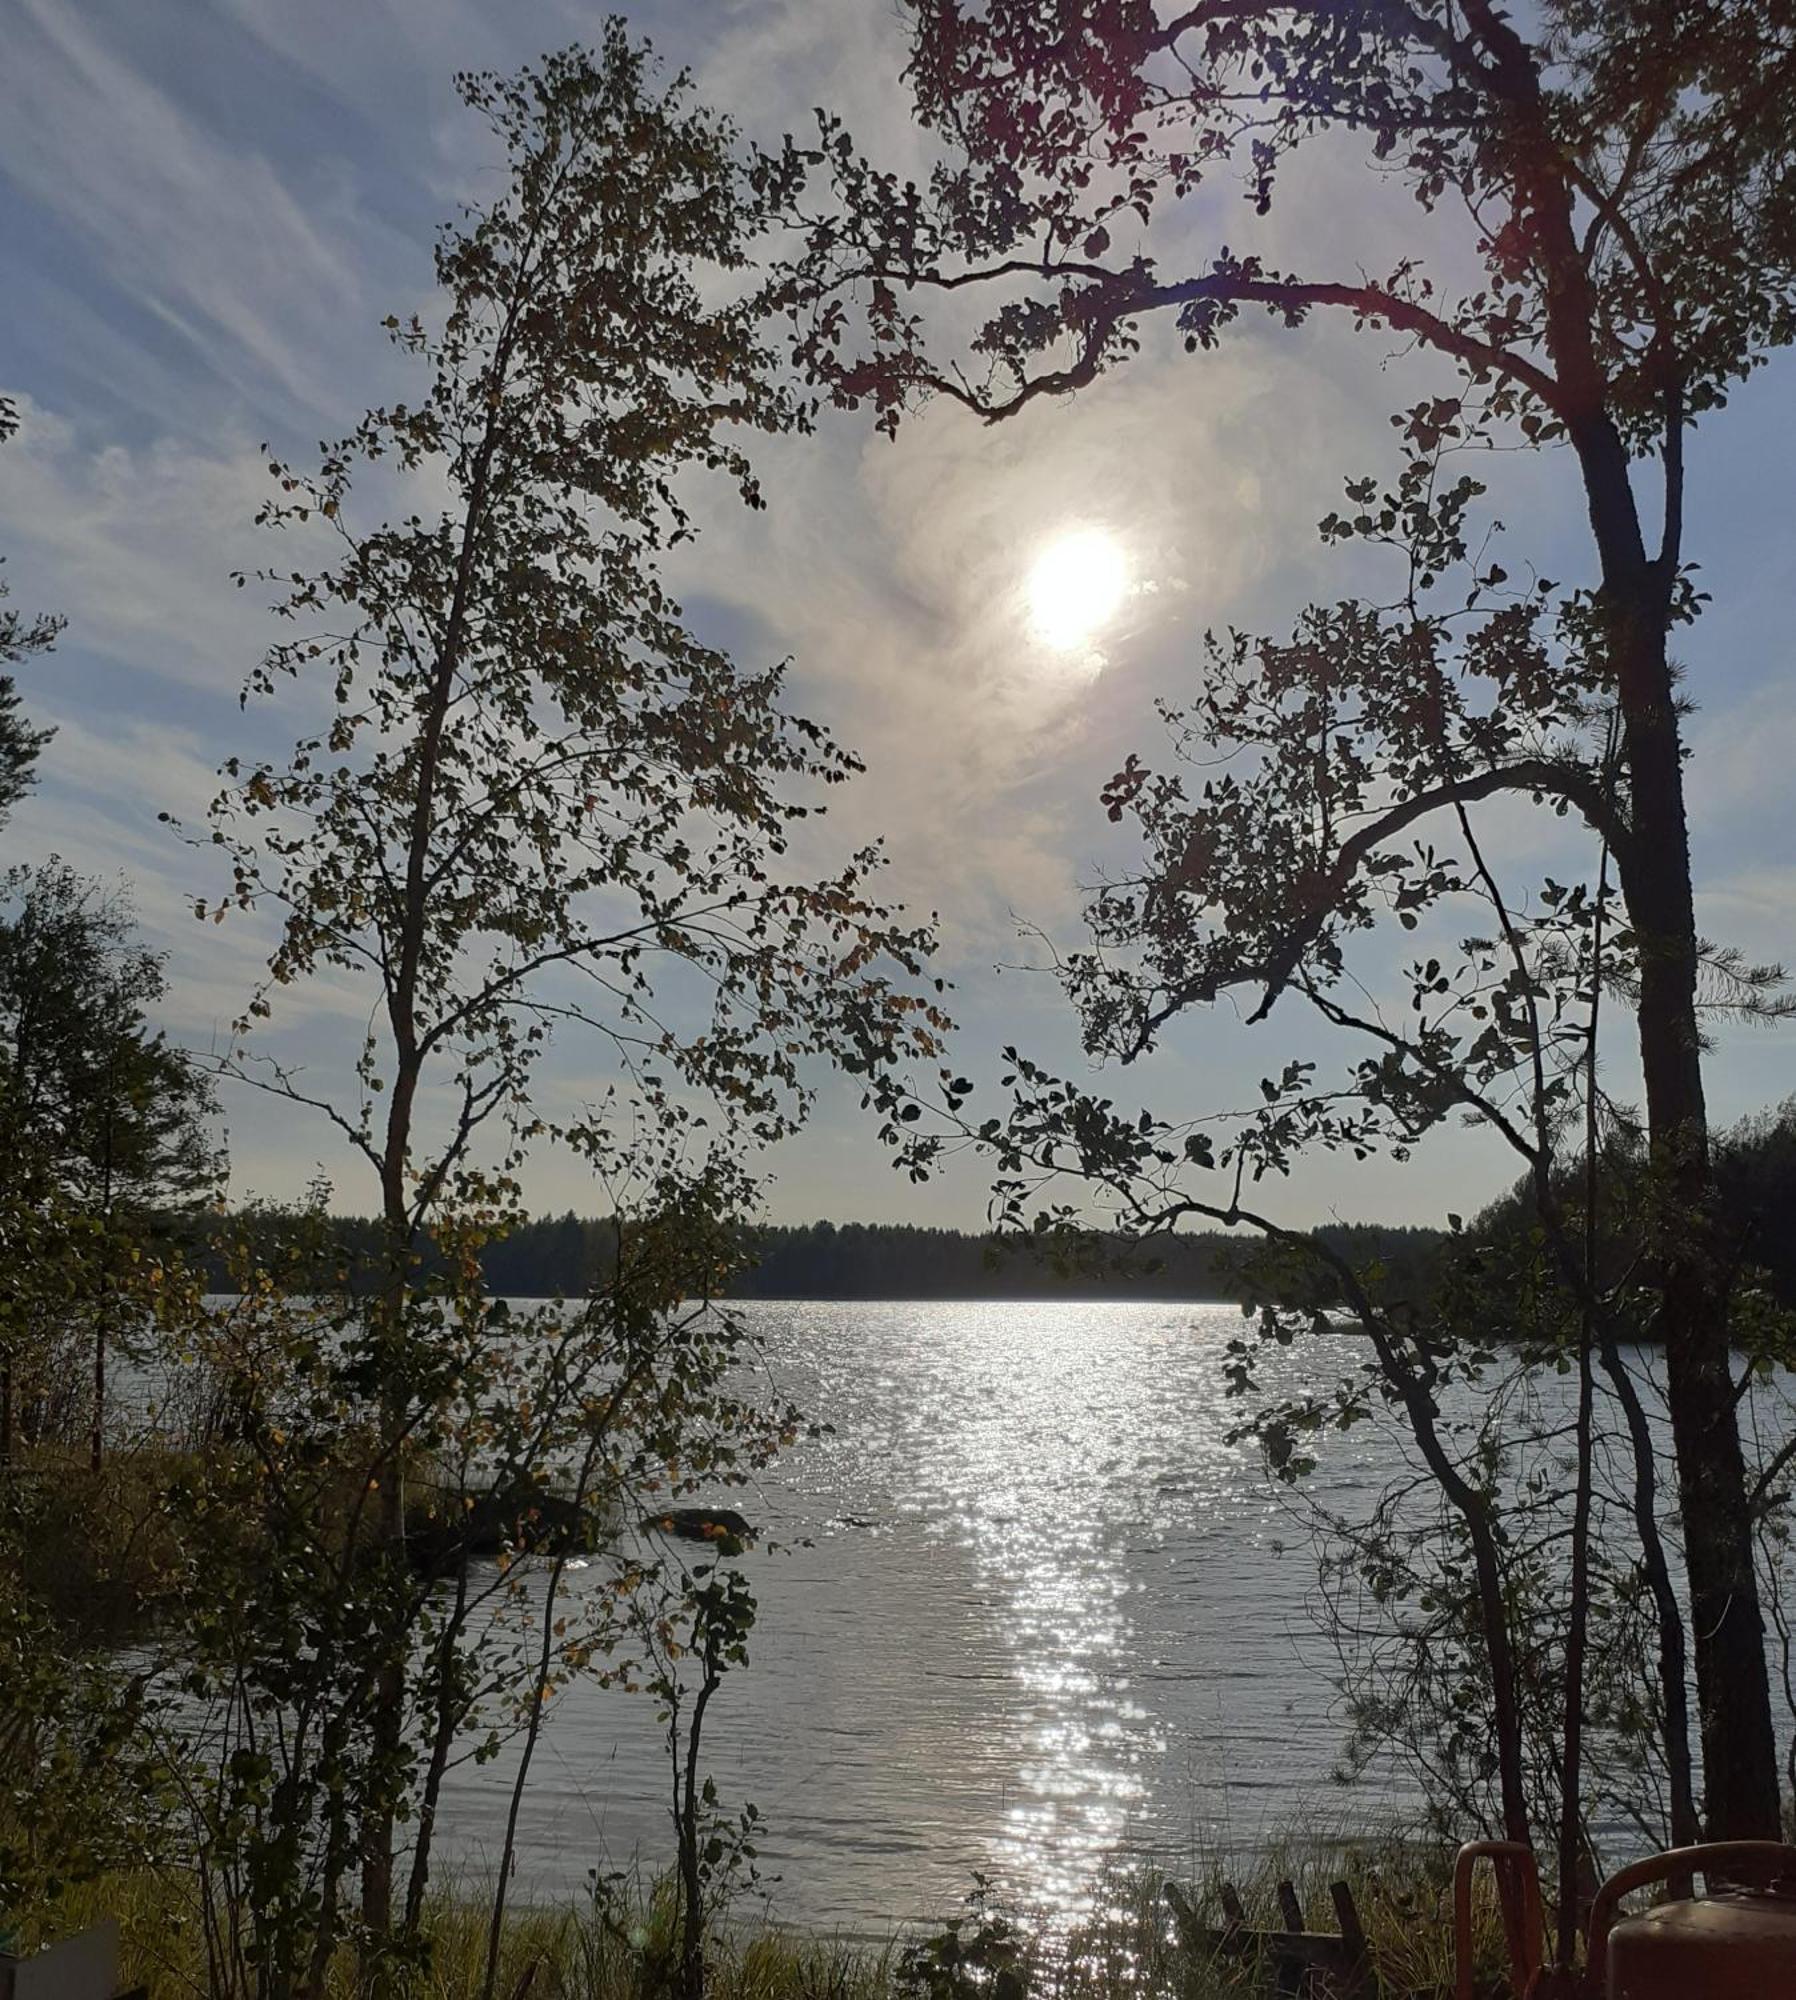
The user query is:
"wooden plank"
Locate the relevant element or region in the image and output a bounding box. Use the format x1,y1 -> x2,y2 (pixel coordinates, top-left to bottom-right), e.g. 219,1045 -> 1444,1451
3,1923 -> 120,2000
1161,1879 -> 1216,1957
1330,1880 -> 1368,1960
1261,1933 -> 1354,1970
1164,1877 -> 1372,1994
1191,1929 -> 1357,1970
1330,1880 -> 1371,1995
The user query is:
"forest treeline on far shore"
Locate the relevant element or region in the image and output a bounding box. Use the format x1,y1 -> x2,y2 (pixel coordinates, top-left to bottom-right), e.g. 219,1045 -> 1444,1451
194,1210 -> 1436,1302
192,1098 -> 1796,1308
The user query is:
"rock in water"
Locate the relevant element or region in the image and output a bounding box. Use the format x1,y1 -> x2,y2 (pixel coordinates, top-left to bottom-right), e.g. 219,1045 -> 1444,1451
643,1506 -> 755,1551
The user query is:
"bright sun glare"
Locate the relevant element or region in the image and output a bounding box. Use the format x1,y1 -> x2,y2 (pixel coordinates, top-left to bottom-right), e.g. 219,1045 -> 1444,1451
1027,527 -> 1128,652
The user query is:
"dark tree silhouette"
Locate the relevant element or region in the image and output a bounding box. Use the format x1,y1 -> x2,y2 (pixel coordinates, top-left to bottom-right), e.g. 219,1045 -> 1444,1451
0,864 -> 220,1468
777,0 -> 1796,1840
193,35 -> 943,1971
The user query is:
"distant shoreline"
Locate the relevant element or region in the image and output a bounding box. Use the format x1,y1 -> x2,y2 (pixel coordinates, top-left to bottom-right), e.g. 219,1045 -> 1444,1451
193,1213 -> 1445,1305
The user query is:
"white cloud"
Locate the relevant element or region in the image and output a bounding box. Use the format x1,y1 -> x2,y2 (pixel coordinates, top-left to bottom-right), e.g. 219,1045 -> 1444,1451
0,398 -> 270,693
0,0 -> 395,423
0,0 -> 438,434
694,0 -> 921,159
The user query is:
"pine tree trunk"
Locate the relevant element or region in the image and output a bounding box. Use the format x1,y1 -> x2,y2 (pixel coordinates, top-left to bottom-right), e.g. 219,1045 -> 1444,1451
1577,407 -> 1780,1833
1487,7 -> 1785,1836
90,1303 -> 105,1473
1614,610 -> 1782,1838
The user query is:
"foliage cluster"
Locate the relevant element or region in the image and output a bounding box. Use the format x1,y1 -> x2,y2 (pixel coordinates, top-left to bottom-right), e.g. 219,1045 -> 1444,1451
1,27 -> 938,2000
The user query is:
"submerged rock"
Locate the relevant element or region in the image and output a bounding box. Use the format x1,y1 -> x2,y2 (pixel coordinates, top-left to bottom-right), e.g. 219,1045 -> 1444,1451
405,1485 -> 591,1574
642,1505 -> 755,1551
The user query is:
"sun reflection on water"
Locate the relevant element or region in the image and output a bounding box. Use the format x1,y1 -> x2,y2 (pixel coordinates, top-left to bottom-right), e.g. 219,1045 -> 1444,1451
894,1302 -> 1231,1923
434,1298 -> 1385,1933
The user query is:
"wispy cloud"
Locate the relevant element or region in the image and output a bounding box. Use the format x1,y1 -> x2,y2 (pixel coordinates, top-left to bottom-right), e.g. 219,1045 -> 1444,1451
0,0 -> 408,426
0,398 -> 269,693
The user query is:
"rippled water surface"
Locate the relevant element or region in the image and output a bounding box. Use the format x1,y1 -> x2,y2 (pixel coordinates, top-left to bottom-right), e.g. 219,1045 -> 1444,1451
432,1299 -> 1417,1927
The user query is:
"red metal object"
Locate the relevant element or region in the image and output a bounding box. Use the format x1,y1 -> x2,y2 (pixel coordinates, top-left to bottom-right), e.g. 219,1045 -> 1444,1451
1590,1841 -> 1796,2000
1455,1839 -> 1796,1999
1454,1842 -> 1545,2000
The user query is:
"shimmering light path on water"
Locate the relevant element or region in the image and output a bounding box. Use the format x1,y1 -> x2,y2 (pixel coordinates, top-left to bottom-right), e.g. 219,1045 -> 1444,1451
435,1300 -> 1409,1928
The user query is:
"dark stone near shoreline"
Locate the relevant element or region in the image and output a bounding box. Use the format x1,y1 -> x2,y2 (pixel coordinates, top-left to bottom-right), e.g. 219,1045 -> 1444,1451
642,1505 -> 755,1549
405,1485 -> 591,1574
403,1491 -> 756,1571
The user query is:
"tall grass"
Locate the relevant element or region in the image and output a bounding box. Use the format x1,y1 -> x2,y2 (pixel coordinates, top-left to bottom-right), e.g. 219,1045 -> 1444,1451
12,1838 -> 1521,1999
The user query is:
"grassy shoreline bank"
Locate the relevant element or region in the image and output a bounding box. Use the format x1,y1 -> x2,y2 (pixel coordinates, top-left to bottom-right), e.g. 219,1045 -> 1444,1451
11,1840 -> 1517,2000
4,1448 -> 1515,1995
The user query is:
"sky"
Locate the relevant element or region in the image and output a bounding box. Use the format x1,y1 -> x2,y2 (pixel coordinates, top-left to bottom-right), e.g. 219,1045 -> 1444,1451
2,0 -> 1793,1231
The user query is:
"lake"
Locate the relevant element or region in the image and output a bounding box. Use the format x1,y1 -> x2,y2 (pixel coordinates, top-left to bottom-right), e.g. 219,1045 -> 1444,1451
430,1299 -> 1416,1929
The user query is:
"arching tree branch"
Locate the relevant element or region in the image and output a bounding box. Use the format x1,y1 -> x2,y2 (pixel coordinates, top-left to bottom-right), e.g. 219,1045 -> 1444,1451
1134,755 -> 1630,1042
872,262 -> 1565,423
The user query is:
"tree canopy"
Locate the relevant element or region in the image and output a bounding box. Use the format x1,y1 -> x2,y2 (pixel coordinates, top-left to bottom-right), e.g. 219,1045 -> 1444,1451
771,0 -> 1796,1851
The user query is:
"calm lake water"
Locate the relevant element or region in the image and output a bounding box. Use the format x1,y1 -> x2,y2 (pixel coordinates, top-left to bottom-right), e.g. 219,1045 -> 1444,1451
431,1299 -> 1415,1928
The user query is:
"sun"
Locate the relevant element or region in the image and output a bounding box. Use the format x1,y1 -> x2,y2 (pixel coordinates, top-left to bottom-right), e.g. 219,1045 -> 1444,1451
1027,527 -> 1128,652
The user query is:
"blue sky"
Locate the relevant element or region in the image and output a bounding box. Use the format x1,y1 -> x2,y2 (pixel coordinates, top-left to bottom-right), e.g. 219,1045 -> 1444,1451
2,0 -> 1793,1229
